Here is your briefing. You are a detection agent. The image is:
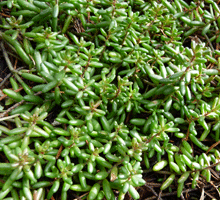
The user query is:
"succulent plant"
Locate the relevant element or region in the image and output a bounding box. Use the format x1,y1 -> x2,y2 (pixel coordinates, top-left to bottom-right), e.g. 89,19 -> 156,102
0,0 -> 220,199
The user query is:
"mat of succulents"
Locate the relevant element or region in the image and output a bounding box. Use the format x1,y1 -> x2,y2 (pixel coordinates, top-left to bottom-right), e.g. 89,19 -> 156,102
1,0 -> 220,199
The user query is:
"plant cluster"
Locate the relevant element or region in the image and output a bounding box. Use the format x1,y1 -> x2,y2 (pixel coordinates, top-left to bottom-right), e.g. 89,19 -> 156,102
0,0 -> 220,199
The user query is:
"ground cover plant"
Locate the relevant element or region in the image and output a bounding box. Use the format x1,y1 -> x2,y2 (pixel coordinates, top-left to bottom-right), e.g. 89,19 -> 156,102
0,0 -> 220,199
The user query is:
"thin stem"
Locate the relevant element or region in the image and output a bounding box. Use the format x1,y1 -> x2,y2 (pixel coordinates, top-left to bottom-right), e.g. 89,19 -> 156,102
0,72 -> 12,88
0,42 -> 16,73
204,34 -> 214,52
0,114 -> 20,121
0,100 -> 25,118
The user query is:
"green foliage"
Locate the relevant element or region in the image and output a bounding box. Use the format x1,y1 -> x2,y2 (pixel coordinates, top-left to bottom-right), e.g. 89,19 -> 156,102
0,0 -> 220,199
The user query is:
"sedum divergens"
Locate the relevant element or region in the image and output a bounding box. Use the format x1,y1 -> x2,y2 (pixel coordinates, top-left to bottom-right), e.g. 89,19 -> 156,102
0,0 -> 220,199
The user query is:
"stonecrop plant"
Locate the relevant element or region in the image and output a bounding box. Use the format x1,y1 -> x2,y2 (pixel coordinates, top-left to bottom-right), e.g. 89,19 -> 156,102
0,0 -> 220,199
